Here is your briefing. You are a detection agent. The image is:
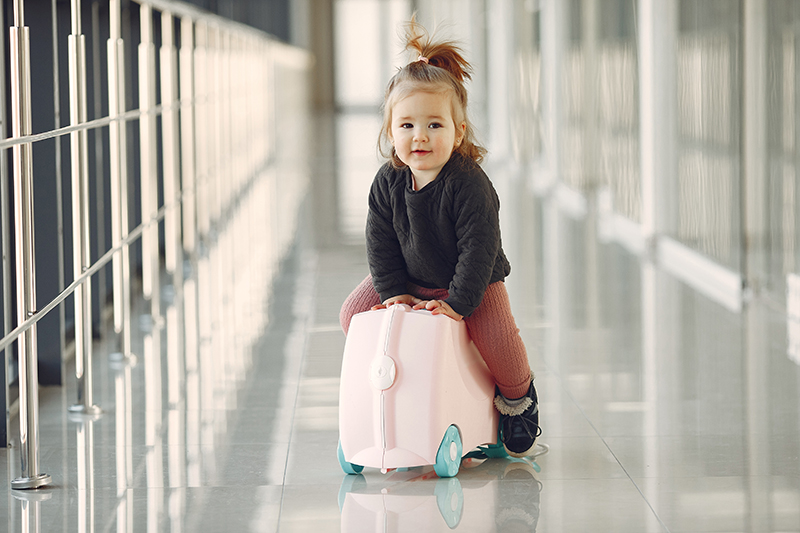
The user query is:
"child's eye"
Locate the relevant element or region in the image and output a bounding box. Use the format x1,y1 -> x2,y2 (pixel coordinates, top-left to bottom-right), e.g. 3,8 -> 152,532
400,123 -> 413,129
429,122 -> 442,129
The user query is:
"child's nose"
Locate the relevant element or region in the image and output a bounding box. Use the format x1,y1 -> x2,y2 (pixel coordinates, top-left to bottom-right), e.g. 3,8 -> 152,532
413,128 -> 427,141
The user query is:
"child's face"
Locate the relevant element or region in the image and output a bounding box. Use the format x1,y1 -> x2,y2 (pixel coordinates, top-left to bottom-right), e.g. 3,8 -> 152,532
389,91 -> 466,184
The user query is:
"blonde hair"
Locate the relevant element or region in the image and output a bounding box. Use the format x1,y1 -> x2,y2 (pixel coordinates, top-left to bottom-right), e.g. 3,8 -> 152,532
378,18 -> 486,167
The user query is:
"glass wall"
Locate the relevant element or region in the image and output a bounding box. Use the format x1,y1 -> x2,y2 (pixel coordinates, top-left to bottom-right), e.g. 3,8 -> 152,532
510,1 -> 543,165
502,0 -> 800,302
674,0 -> 742,272
561,0 -> 640,220
766,1 -> 800,294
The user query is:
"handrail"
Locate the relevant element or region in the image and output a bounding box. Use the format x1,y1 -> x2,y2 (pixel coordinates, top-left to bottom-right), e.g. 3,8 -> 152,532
0,156 -> 267,355
2,0 -> 311,490
0,105 -> 171,150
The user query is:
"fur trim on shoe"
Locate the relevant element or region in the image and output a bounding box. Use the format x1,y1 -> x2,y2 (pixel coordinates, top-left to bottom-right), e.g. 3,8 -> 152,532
494,373 -> 536,416
494,394 -> 534,416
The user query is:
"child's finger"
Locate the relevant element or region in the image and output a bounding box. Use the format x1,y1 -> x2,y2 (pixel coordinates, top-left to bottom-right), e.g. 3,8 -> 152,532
426,299 -> 441,311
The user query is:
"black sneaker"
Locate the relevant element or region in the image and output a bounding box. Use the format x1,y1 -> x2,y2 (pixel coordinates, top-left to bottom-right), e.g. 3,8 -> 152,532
494,377 -> 541,458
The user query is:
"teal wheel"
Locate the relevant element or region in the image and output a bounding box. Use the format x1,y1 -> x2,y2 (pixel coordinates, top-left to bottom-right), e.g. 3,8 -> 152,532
337,441 -> 364,475
434,425 -> 462,478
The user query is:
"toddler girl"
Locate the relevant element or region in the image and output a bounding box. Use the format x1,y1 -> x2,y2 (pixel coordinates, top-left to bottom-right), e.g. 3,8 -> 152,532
339,19 -> 540,457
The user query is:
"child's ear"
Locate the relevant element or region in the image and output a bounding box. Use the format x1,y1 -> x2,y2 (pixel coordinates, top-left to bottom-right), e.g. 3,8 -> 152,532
455,122 -> 467,146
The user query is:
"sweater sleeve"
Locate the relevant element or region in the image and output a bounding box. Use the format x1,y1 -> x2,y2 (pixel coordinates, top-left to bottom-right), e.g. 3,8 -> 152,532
444,177 -> 501,317
366,170 -> 408,302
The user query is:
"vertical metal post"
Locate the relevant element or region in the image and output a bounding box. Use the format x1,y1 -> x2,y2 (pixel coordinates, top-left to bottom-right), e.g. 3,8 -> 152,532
742,0 -> 768,288
581,0 -> 599,190
108,0 -> 123,334
91,2 -> 107,323
180,20 -> 201,477
180,17 -> 197,257
193,24 -> 213,391
194,23 -> 209,241
211,27 -> 223,229
540,0 -> 567,191
486,0 -> 512,160
638,0 -> 678,240
9,0 -> 52,490
139,3 -> 159,309
742,1 -> 772,523
50,0 -> 67,381
218,30 -> 231,377
67,0 -> 101,416
209,27 -> 224,382
0,0 -> 12,448
160,11 -> 180,279
640,261 -> 662,533
108,0 -> 134,363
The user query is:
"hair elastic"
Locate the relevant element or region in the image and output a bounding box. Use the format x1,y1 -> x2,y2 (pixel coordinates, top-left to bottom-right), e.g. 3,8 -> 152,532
417,55 -> 429,64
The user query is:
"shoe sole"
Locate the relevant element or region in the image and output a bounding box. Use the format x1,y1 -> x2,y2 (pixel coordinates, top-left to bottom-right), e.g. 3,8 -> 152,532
503,439 -> 537,458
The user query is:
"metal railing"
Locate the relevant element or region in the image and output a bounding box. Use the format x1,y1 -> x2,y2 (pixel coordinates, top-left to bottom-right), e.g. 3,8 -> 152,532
2,0 -> 310,489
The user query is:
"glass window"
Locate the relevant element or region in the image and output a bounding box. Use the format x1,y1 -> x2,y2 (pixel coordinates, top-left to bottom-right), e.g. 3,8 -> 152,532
674,0 -> 742,271
766,1 -> 800,293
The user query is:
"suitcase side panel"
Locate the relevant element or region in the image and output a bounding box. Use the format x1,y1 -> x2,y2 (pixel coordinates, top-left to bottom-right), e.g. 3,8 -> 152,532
339,310 -> 384,465
386,309 -> 446,466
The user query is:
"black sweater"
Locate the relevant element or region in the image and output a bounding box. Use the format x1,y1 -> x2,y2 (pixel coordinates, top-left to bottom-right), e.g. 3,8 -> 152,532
366,153 -> 511,317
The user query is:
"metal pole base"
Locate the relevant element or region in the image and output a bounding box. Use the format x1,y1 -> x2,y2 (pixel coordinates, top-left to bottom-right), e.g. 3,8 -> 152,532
139,314 -> 164,331
11,473 -> 52,490
109,352 -> 138,368
139,314 -> 154,331
67,404 -> 102,417
162,284 -> 177,302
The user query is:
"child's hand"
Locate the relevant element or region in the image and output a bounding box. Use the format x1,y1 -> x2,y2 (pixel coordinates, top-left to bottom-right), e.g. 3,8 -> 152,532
371,294 -> 422,310
413,300 -> 463,321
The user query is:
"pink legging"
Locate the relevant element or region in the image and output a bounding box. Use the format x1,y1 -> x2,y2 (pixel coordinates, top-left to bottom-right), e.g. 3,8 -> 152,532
339,275 -> 532,399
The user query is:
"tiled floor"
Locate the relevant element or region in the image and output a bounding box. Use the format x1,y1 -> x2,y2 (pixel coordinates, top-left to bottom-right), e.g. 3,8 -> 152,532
3,117 -> 800,532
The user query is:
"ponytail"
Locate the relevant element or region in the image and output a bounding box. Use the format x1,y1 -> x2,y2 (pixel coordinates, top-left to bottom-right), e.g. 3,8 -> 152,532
402,18 -> 472,83
378,17 -> 487,166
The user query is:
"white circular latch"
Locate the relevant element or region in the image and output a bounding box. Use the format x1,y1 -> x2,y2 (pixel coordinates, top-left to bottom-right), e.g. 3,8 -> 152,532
449,441 -> 458,461
369,355 -> 397,390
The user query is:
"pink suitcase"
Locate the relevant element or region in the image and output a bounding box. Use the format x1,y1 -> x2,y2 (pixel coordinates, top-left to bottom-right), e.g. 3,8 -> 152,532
337,304 -> 502,477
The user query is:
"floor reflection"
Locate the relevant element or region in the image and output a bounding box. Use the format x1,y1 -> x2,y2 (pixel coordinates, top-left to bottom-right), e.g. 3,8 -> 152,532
339,458 -> 543,533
